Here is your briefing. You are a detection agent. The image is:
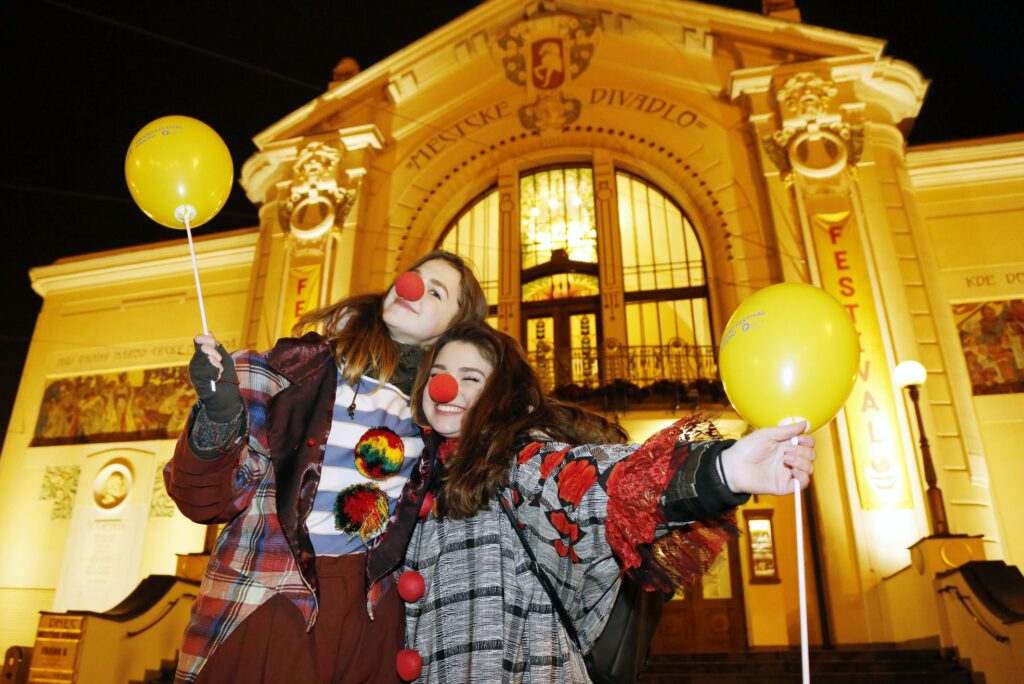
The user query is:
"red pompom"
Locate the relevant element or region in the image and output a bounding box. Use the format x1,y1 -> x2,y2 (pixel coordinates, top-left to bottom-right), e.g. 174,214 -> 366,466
398,570 -> 425,603
419,491 -> 434,519
395,271 -> 425,301
428,373 -> 458,404
396,648 -> 423,681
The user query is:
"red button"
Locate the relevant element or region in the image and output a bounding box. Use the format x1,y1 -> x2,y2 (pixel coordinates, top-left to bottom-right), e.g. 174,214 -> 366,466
306,438 -> 317,447
396,649 -> 422,681
418,492 -> 434,519
397,571 -> 425,602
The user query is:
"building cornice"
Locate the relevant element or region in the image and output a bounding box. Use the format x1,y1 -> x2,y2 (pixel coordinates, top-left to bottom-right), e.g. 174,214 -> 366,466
253,0 -> 886,149
30,230 -> 259,298
906,137 -> 1024,189
730,55 -> 927,127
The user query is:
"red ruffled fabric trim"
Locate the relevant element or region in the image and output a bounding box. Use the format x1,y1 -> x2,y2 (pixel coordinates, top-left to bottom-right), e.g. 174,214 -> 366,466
650,516 -> 735,588
605,416 -> 732,589
437,438 -> 459,465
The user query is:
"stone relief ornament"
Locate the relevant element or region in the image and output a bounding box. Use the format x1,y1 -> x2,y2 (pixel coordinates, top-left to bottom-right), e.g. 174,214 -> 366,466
150,460 -> 175,518
760,72 -> 864,182
279,142 -> 357,244
39,465 -> 81,520
493,1 -> 601,131
776,72 -> 838,120
93,461 -> 133,511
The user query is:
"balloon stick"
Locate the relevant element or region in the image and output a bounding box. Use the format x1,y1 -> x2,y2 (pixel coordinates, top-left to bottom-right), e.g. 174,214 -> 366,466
794,478 -> 810,684
180,206 -> 216,394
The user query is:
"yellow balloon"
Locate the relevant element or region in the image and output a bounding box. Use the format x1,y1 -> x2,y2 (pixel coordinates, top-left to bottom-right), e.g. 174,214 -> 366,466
124,115 -> 233,229
719,283 -> 860,432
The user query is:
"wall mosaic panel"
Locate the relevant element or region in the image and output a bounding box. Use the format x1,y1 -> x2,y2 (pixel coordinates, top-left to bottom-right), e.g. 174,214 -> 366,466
32,366 -> 195,446
953,298 -> 1024,395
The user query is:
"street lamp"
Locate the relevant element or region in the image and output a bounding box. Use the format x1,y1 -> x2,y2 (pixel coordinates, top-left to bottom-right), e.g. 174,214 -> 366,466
894,360 -> 950,536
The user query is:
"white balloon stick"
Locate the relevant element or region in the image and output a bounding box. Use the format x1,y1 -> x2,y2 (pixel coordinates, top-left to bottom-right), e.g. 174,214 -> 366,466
182,208 -> 216,394
794,478 -> 810,684
778,416 -> 810,683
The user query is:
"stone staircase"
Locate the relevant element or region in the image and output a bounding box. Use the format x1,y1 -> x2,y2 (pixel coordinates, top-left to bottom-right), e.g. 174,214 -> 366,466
128,653 -> 177,684
639,647 -> 974,683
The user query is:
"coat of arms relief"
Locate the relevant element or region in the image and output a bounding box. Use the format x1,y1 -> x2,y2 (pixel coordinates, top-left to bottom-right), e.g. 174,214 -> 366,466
493,1 -> 601,131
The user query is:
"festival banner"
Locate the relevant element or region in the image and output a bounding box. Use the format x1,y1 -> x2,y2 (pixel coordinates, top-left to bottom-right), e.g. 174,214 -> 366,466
280,262 -> 322,338
809,210 -> 913,510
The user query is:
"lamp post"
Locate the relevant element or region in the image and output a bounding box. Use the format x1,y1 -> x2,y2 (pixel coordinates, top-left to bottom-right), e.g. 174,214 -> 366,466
894,360 -> 950,536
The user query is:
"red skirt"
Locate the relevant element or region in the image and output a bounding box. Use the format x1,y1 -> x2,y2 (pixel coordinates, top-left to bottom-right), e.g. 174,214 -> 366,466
194,554 -> 403,684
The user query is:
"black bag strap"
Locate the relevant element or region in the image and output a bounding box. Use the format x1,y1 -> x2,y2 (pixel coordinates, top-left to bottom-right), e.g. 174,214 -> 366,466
498,494 -> 591,659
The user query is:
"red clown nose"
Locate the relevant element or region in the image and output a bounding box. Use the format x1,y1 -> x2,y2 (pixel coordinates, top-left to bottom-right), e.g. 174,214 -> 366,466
396,649 -> 423,681
395,271 -> 424,301
428,374 -> 458,404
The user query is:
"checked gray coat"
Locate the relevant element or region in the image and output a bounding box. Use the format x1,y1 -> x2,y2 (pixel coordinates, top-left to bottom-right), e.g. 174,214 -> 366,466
403,416 -> 745,683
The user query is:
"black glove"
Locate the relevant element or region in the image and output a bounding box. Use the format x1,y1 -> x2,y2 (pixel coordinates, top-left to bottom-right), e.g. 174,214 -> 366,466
189,342 -> 242,423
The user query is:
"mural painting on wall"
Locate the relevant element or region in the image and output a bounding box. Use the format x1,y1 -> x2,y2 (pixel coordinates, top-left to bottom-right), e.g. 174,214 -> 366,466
953,298 -> 1024,395
32,366 -> 195,446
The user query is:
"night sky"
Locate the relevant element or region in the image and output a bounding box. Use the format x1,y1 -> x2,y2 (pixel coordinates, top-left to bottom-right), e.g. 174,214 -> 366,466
2,0 -> 1022,445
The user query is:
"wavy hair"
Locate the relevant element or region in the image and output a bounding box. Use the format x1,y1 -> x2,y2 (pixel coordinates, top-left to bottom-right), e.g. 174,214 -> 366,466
412,321 -> 628,519
294,251 -> 487,387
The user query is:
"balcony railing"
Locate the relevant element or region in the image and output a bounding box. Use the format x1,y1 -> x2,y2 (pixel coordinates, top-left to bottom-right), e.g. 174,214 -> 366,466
525,343 -> 723,406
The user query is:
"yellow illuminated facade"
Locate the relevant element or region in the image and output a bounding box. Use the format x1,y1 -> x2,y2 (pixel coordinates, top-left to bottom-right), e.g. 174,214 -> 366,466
2,0 -> 1023,680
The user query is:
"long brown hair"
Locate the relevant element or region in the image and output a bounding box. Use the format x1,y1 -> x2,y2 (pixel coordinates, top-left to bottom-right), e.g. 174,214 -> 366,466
412,321 -> 628,519
295,251 -> 487,386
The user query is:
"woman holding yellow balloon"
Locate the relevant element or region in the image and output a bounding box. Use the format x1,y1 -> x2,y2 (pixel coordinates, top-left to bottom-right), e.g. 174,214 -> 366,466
397,322 -> 818,682
163,253 -> 486,684
127,115 -> 490,684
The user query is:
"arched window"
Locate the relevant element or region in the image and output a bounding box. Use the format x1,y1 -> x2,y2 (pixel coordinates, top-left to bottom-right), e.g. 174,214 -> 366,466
616,172 -> 713,385
441,188 -> 500,308
438,165 -> 713,394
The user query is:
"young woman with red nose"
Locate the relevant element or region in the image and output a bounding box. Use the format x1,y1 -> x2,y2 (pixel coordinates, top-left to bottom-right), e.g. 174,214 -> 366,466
399,322 -> 816,682
164,251 -> 487,684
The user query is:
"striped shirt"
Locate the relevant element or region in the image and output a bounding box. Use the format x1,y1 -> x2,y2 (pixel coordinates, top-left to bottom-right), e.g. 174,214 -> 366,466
308,373 -> 424,555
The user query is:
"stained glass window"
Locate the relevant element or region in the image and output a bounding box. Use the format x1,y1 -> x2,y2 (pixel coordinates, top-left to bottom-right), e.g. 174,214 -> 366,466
521,273 -> 600,302
438,165 -> 713,389
520,167 -> 597,269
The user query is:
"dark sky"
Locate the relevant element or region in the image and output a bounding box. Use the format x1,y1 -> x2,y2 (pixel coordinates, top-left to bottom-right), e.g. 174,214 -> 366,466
2,0 -> 1022,445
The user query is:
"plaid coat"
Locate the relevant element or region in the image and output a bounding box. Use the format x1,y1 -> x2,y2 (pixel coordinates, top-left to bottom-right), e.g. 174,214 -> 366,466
404,416 -> 744,683
164,333 -> 434,683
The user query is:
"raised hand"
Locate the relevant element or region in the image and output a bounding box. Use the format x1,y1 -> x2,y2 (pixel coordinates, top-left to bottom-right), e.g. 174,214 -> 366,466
189,334 -> 242,422
719,421 -> 815,496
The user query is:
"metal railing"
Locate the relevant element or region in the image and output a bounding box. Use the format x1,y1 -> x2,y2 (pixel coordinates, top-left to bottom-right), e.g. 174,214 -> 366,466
526,343 -> 720,396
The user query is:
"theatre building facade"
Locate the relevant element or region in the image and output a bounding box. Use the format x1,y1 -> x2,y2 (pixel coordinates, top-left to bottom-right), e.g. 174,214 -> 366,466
2,0 -> 1022,681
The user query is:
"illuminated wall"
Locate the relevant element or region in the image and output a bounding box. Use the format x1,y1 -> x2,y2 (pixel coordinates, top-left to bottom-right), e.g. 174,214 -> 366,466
906,137 -> 1024,566
0,230 -> 257,653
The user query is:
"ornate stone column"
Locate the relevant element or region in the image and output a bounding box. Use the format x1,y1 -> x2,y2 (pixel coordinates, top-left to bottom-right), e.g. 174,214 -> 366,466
496,161 -> 522,342
592,149 -> 628,354
272,141 -> 358,338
